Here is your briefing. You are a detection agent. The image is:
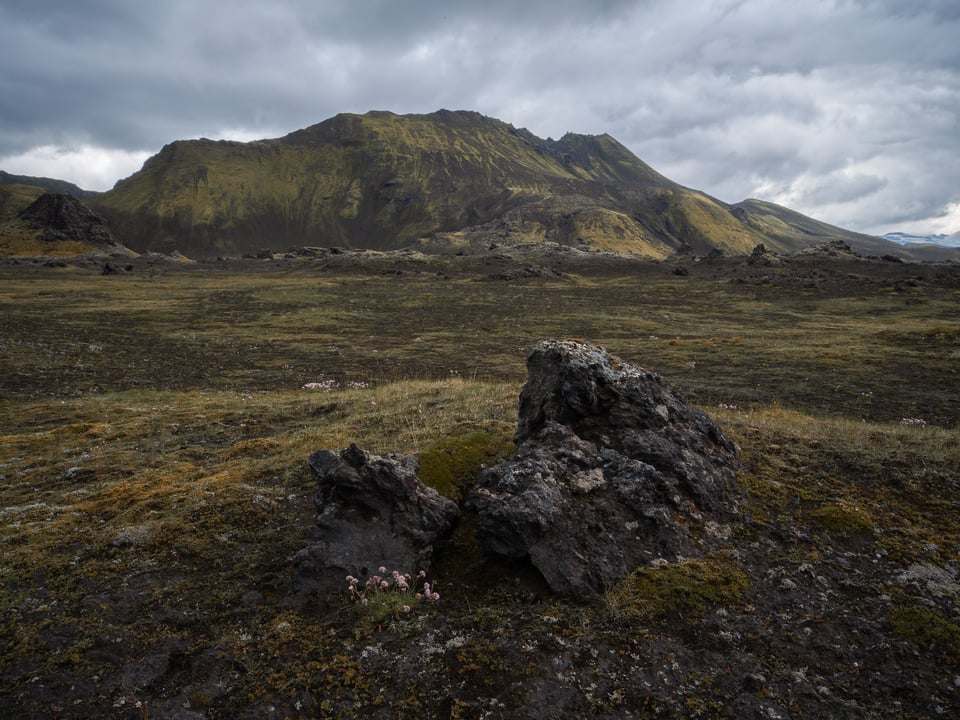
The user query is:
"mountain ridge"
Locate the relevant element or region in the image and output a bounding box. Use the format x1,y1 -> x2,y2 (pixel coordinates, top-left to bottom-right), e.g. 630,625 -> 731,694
0,170 -> 97,200
883,231 -> 960,248
87,109 -> 871,258
3,110 -> 956,261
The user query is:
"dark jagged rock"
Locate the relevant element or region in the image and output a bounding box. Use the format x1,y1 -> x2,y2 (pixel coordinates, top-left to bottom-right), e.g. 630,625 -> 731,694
800,239 -> 856,257
747,242 -> 783,267
17,193 -> 117,247
293,444 -> 459,593
466,339 -> 739,596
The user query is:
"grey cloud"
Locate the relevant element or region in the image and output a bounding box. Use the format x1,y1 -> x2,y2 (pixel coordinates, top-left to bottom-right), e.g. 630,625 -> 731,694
1,0 -> 958,234
798,174 -> 888,206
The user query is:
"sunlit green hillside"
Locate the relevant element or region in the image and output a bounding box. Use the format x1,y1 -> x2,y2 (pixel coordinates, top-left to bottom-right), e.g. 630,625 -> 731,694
90,110 -> 878,258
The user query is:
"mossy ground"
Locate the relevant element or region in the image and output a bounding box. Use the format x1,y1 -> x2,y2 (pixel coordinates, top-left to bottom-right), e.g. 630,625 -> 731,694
606,553 -> 750,625
1,253 -> 959,717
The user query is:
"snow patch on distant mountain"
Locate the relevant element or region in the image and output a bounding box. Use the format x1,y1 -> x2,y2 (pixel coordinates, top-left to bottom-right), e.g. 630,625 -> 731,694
882,231 -> 960,248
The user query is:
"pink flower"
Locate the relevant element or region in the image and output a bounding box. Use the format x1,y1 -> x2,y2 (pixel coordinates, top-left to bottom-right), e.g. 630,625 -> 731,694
378,566 -> 387,574
402,605 -> 411,613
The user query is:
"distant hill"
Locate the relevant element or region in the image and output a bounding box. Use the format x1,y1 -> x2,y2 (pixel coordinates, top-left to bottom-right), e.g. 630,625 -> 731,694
733,201 -> 960,262
88,110 -> 908,259
0,182 -> 46,221
1,171 -> 99,226
0,170 -> 97,199
883,231 -> 960,248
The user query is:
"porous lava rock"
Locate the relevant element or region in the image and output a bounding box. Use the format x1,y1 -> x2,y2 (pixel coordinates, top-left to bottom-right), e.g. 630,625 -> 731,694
466,339 -> 739,596
294,444 -> 459,593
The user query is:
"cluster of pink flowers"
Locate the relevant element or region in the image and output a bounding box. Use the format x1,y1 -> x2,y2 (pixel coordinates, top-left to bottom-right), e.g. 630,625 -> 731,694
899,417 -> 927,426
346,567 -> 439,608
420,581 -> 441,602
717,403 -> 738,411
347,380 -> 371,389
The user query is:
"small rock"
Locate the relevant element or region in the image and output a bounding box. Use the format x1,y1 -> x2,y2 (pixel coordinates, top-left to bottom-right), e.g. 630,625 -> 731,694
743,672 -> 767,692
112,524 -> 157,547
64,466 -> 96,482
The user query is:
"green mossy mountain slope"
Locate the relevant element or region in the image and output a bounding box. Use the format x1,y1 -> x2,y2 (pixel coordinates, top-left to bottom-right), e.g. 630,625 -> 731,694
0,182 -> 46,221
89,110 -> 883,258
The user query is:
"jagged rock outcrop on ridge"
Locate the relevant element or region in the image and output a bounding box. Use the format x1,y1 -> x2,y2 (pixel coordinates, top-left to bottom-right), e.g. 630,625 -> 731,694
17,193 -> 118,246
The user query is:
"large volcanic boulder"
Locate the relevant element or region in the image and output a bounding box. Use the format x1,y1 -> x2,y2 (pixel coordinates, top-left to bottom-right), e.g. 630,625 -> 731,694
294,444 -> 459,593
466,339 -> 739,596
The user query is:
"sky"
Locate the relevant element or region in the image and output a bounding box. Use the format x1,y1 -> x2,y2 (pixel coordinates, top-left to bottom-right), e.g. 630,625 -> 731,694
1,0 -> 959,238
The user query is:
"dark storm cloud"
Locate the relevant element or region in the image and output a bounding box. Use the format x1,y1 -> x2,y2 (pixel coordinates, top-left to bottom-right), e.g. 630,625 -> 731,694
1,0 -> 958,235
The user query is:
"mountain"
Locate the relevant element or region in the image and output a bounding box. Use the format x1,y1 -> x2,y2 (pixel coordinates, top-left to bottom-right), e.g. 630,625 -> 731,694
90,110 -> 897,259
0,170 -> 97,199
883,231 -> 960,248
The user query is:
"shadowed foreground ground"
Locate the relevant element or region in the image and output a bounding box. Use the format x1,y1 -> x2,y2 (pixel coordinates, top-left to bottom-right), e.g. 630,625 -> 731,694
1,250 -> 959,718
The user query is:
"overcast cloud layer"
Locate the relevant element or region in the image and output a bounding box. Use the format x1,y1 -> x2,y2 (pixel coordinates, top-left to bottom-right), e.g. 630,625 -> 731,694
2,0 -> 958,236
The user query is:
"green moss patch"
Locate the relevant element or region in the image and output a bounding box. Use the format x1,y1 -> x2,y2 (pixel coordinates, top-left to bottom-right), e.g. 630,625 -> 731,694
606,554 -> 749,625
417,429 -> 514,502
811,499 -> 875,537
889,606 -> 960,664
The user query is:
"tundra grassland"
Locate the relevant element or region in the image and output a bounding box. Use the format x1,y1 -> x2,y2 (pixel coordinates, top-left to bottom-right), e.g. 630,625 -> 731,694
1,253 -> 959,718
